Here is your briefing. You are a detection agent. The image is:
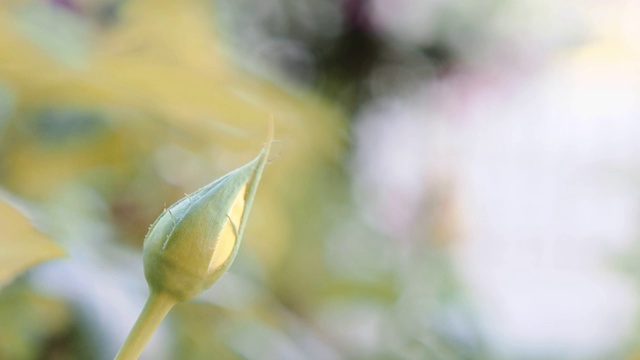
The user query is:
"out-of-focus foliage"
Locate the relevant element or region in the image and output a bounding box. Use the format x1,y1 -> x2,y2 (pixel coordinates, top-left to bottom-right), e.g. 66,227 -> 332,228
0,196 -> 64,289
0,282 -> 72,360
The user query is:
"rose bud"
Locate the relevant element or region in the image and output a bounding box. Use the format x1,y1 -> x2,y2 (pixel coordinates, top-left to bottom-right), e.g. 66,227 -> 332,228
115,126 -> 272,360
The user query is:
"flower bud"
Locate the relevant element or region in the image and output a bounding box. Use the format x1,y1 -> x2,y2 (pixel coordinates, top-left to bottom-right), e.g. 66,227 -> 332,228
143,138 -> 271,302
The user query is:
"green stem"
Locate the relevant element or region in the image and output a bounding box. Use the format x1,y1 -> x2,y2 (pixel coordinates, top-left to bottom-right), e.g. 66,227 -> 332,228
114,291 -> 176,360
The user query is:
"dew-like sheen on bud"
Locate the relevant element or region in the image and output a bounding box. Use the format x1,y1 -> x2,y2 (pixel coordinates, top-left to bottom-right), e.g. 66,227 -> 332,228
143,139 -> 271,302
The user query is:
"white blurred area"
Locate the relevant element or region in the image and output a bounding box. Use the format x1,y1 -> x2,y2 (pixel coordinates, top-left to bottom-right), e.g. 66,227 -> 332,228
353,0 -> 640,357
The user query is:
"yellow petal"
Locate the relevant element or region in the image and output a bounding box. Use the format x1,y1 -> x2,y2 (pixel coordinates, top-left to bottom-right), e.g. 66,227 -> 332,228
210,184 -> 247,271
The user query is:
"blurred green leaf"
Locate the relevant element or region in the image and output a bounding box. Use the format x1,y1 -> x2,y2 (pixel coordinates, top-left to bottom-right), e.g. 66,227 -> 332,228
0,281 -> 72,360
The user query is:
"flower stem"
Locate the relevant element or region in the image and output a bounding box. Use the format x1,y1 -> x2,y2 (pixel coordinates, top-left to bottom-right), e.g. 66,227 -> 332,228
114,291 -> 176,360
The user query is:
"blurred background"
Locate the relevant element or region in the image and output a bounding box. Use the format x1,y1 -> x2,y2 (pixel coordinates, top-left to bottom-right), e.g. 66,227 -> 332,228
1,0 -> 640,359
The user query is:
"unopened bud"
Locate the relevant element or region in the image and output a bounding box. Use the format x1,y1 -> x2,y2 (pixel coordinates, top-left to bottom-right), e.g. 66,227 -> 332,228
143,137 -> 271,302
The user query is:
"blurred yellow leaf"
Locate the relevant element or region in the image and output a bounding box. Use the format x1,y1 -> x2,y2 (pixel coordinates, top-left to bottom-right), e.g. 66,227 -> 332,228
0,0 -> 343,158
0,197 -> 64,288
